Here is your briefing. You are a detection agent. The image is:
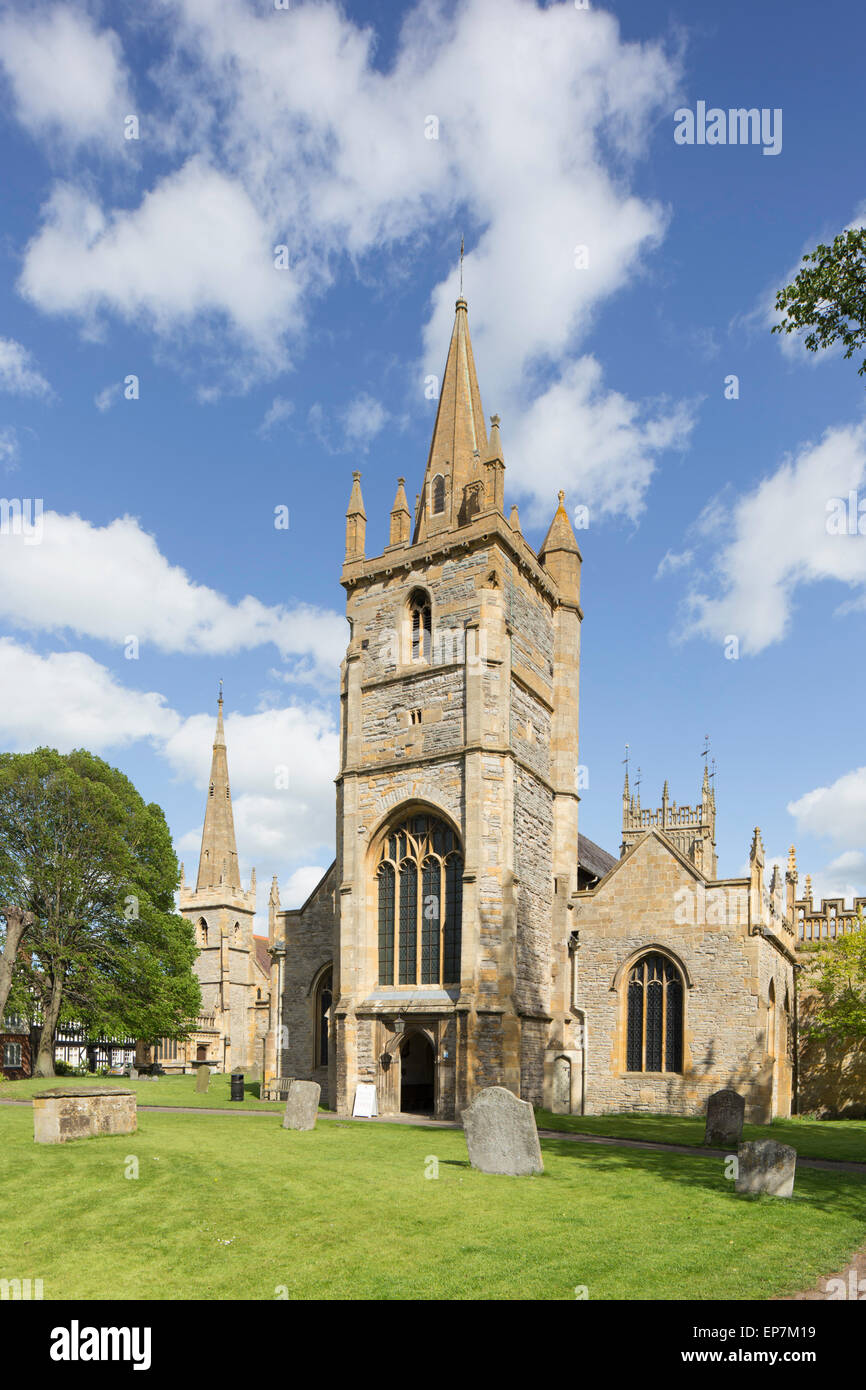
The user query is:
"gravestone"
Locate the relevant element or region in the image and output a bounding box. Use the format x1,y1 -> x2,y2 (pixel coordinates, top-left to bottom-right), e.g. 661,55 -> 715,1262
129,1066 -> 138,1080
33,1088 -> 137,1144
282,1080 -> 320,1131
461,1086 -> 543,1176
195,1064 -> 210,1094
704,1088 -> 745,1147
735,1140 -> 797,1198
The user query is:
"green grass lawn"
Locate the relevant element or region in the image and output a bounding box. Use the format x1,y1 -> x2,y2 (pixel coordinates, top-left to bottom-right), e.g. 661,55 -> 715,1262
534,1110 -> 866,1164
2,1103 -> 865,1300
0,1072 -> 285,1112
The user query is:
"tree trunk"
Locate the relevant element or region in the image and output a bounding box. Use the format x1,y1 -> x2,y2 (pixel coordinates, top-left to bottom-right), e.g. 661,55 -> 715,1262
34,971 -> 63,1077
0,907 -> 34,1023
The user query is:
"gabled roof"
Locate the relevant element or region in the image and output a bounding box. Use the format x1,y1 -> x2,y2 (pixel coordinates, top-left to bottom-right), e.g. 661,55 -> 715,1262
579,826 -> 708,895
252,935 -> 271,980
578,833 -> 617,882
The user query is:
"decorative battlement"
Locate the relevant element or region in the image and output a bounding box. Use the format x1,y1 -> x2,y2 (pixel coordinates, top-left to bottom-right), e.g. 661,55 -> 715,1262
621,769 -> 717,878
623,803 -> 706,831
796,886 -> 866,943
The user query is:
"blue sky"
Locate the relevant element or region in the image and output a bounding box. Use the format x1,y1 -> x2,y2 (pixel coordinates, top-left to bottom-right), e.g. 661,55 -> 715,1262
0,0 -> 864,917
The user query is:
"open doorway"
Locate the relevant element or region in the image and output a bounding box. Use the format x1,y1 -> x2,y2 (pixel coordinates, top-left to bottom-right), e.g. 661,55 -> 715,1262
400,1032 -> 434,1113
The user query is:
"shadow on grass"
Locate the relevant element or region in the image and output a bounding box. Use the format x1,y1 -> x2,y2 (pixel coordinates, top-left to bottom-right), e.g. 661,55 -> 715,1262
539,1135 -> 866,1217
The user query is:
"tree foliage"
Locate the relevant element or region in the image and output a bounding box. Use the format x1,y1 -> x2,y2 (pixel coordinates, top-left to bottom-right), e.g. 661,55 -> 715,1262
773,226 -> 866,378
0,747 -> 200,1074
804,914 -> 866,1042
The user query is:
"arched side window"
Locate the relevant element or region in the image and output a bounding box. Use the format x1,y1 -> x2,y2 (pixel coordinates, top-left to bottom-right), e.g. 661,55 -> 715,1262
625,953 -> 683,1073
199,918 -> 208,947
431,474 -> 445,515
408,589 -> 432,663
377,813 -> 462,987
767,979 -> 776,1059
315,967 -> 332,1068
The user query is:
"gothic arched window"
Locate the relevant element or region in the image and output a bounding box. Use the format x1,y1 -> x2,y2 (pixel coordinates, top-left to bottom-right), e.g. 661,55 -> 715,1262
315,967 -> 332,1068
408,589 -> 432,663
431,474 -> 445,515
199,918 -> 208,947
625,953 -> 683,1073
377,813 -> 463,987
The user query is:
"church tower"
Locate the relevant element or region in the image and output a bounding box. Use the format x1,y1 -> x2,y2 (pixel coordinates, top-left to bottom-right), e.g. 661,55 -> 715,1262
179,693 -> 258,1071
334,297 -> 583,1119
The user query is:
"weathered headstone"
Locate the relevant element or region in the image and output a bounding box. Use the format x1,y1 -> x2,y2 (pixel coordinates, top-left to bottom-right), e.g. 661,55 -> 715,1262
735,1140 -> 797,1198
195,1064 -> 210,1093
704,1088 -> 745,1147
282,1080 -> 320,1131
461,1086 -> 543,1176
129,1066 -> 138,1080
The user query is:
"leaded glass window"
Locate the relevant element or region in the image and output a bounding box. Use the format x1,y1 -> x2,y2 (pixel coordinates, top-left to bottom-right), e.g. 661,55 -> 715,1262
625,953 -> 683,1073
376,813 -> 463,987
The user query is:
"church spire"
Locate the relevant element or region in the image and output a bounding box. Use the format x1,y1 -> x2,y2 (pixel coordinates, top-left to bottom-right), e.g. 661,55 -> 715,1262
196,691 -> 242,894
414,298 -> 488,542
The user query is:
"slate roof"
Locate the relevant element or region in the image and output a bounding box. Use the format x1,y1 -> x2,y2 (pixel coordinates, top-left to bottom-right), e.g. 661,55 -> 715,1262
578,833 -> 617,882
252,935 -> 271,980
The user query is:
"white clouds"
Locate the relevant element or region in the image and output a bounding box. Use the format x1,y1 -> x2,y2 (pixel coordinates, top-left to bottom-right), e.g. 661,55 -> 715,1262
94,382 -> 121,412
0,426 -> 21,471
8,0 -> 690,519
788,767 -> 866,850
19,162 -> 303,373
0,338 -> 51,397
0,7 -> 131,148
0,635 -> 338,879
280,865 -> 329,910
0,509 -> 345,678
676,422 -> 866,653
656,548 -> 694,579
505,358 -> 696,525
0,636 -> 179,753
258,396 -> 294,437
164,703 -> 339,867
342,393 -> 388,448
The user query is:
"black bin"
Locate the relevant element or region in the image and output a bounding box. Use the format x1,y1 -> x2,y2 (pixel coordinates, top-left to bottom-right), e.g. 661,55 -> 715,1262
230,1072 -> 245,1102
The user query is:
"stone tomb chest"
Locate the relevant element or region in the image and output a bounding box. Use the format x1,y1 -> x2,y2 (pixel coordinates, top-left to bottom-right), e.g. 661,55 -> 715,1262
33,1088 -> 137,1144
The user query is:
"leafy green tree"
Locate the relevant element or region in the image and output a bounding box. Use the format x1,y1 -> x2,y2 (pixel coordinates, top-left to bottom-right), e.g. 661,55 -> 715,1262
773,227 -> 866,379
0,748 -> 200,1075
0,905 -> 33,1026
804,913 -> 866,1042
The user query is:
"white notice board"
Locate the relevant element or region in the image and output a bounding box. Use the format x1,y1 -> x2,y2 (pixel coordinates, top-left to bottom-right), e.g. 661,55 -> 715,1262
352,1082 -> 378,1118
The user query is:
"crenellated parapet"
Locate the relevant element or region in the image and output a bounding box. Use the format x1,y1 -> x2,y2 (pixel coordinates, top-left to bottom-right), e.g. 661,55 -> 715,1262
796,886 -> 866,943
621,767 -> 717,877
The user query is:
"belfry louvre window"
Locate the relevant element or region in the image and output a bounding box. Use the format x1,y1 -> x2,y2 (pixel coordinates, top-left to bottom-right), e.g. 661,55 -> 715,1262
377,813 -> 463,987
625,953 -> 683,1073
408,589 -> 432,662
431,474 -> 445,515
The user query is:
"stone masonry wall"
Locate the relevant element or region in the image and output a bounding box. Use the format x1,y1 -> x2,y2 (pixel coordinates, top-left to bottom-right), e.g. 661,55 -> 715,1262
280,865 -> 336,1094
574,834 -> 794,1122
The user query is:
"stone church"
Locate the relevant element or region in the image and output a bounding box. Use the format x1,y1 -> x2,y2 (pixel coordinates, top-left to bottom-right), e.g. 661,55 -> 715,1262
170,696 -> 272,1074
244,295 -> 804,1124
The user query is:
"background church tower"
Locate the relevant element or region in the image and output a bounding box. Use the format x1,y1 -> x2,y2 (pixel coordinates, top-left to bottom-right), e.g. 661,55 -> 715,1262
334,295 -> 583,1119
179,693 -> 258,1071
